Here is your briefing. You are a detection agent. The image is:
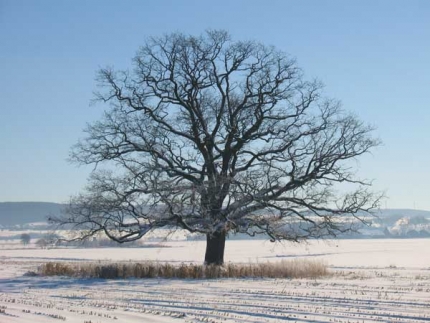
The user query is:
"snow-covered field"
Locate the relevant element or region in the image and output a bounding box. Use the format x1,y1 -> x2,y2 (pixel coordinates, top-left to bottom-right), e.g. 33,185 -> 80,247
1,239 -> 430,322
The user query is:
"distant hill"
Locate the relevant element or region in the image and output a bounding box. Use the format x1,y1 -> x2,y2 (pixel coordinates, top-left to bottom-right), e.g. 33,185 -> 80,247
373,209 -> 430,225
375,208 -> 430,218
0,202 -> 64,226
1,202 -> 430,231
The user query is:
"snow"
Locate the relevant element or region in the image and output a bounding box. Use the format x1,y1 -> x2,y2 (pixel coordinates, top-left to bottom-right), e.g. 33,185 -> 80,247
2,239 -> 430,268
1,238 -> 430,322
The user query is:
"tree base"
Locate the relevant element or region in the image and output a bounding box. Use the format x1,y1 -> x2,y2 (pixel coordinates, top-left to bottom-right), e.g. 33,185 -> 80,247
204,232 -> 226,265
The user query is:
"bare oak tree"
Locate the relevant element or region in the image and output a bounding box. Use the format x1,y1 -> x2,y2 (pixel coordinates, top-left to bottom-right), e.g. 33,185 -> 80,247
51,31 -> 381,265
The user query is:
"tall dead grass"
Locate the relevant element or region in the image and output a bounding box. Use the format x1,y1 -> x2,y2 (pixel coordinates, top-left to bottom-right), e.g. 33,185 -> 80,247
39,259 -> 328,279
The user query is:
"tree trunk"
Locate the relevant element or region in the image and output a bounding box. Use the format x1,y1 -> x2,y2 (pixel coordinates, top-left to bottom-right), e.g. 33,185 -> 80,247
204,231 -> 226,265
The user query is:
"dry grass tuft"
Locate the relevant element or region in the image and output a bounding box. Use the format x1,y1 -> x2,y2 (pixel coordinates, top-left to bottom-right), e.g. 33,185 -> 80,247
39,259 -> 328,279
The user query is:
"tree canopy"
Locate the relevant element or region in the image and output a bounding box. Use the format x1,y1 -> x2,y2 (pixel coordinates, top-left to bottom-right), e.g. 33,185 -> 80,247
51,30 -> 381,264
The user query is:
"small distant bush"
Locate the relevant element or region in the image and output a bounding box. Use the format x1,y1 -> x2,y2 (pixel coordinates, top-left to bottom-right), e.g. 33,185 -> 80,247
20,233 -> 31,245
39,259 -> 328,279
36,238 -> 48,248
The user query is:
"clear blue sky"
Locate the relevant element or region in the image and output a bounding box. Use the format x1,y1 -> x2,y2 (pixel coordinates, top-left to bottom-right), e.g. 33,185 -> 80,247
1,0 -> 429,210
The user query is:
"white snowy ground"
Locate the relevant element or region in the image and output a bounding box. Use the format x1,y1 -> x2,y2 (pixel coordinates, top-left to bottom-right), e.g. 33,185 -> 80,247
1,239 -> 430,323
